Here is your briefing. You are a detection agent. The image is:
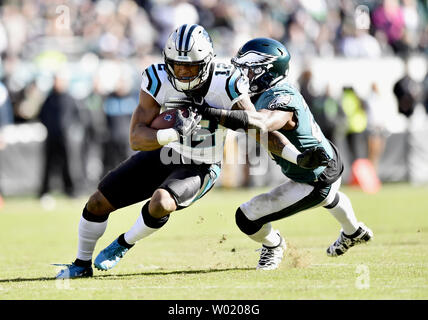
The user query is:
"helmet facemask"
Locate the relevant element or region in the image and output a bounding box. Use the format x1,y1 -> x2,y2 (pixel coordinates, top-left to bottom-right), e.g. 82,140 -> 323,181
164,52 -> 213,92
232,59 -> 286,95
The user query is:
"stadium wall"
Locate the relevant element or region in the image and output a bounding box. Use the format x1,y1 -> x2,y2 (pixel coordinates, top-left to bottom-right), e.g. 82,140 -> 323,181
1,57 -> 428,196
1,111 -> 427,196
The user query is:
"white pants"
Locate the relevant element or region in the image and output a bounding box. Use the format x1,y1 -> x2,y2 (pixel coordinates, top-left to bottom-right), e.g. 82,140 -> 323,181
240,177 -> 342,222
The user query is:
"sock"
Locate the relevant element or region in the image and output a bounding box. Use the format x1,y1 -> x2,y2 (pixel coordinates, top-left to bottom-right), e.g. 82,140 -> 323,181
124,201 -> 169,245
117,233 -> 134,249
75,206 -> 109,262
74,258 -> 92,267
248,223 -> 281,247
325,191 -> 359,235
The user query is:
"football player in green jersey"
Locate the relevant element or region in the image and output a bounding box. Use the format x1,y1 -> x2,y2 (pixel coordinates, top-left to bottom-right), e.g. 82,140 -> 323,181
194,38 -> 373,270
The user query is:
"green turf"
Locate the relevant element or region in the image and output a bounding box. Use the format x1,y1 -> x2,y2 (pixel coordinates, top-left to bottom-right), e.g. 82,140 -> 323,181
0,184 -> 427,300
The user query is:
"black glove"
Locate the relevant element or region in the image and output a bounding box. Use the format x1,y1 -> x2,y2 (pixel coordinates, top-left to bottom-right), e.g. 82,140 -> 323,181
164,97 -> 210,117
164,98 -> 194,110
166,97 -> 219,125
173,109 -> 202,137
186,96 -> 213,118
191,98 -> 237,130
296,146 -> 332,169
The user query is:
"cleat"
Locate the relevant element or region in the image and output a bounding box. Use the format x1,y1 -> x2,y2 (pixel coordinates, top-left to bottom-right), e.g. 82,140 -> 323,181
256,232 -> 286,270
54,263 -> 93,279
94,238 -> 130,271
327,223 -> 373,257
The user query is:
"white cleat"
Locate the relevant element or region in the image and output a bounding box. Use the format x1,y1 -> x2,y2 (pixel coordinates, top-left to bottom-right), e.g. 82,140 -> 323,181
327,222 -> 373,257
256,233 -> 286,270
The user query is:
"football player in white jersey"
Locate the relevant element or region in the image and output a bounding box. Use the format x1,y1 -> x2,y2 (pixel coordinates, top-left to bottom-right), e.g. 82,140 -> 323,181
55,24 -> 311,279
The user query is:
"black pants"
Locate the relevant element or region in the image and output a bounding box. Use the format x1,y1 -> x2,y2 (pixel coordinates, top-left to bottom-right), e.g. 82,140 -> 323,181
39,138 -> 74,197
98,149 -> 220,210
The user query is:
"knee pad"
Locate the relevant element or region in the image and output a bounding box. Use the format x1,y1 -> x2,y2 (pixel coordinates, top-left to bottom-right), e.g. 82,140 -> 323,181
235,207 -> 263,235
142,201 -> 169,229
82,203 -> 109,222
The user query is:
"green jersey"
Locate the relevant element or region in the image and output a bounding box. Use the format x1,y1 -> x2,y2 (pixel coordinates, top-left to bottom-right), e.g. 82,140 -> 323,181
254,81 -> 335,183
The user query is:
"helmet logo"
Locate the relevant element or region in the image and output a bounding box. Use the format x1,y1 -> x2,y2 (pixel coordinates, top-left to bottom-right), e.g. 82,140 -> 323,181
201,29 -> 213,45
233,51 -> 277,67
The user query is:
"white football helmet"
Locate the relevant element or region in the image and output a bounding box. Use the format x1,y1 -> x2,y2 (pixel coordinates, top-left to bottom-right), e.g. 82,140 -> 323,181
163,24 -> 214,92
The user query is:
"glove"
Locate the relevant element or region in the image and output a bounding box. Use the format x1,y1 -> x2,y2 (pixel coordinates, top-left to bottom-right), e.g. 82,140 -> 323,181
191,98 -> 224,128
190,96 -> 209,108
296,146 -> 332,169
165,97 -> 214,121
164,98 -> 194,110
173,109 -> 202,137
164,97 -> 210,117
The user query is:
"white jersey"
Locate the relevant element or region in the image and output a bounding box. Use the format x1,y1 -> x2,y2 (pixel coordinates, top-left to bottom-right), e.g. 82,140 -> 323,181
141,61 -> 249,163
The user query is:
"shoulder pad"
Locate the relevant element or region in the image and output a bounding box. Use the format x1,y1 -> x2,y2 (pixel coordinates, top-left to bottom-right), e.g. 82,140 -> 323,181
142,64 -> 166,98
225,68 -> 248,101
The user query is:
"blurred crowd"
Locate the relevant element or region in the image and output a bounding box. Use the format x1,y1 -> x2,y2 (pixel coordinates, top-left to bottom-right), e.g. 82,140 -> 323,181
1,0 -> 428,196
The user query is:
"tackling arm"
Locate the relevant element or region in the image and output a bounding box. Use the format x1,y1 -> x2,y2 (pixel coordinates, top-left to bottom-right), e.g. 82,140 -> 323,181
230,96 -> 331,168
230,96 -> 303,164
189,96 -> 331,168
199,94 -> 293,132
232,95 -> 293,132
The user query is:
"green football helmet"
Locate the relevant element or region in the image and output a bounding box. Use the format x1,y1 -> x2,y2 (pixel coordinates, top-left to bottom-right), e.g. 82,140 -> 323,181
231,38 -> 291,95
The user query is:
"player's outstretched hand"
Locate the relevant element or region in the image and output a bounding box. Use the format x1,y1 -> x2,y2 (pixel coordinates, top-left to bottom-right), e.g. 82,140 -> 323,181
296,146 -> 332,169
173,109 -> 202,137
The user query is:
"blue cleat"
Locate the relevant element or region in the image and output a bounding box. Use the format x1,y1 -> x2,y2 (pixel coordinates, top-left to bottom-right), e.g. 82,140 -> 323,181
94,238 -> 130,271
54,263 -> 93,279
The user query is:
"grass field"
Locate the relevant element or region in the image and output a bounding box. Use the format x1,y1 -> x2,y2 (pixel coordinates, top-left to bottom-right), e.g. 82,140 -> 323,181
0,183 -> 427,300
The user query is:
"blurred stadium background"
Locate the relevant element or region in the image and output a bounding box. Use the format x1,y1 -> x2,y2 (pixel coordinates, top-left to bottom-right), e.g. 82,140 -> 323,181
1,0 -> 428,200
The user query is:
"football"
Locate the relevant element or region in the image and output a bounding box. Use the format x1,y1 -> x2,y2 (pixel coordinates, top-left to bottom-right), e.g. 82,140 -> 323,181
150,107 -> 189,129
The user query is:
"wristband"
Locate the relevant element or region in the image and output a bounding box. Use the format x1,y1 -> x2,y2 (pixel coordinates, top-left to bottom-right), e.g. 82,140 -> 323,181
156,128 -> 179,145
280,143 -> 301,164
